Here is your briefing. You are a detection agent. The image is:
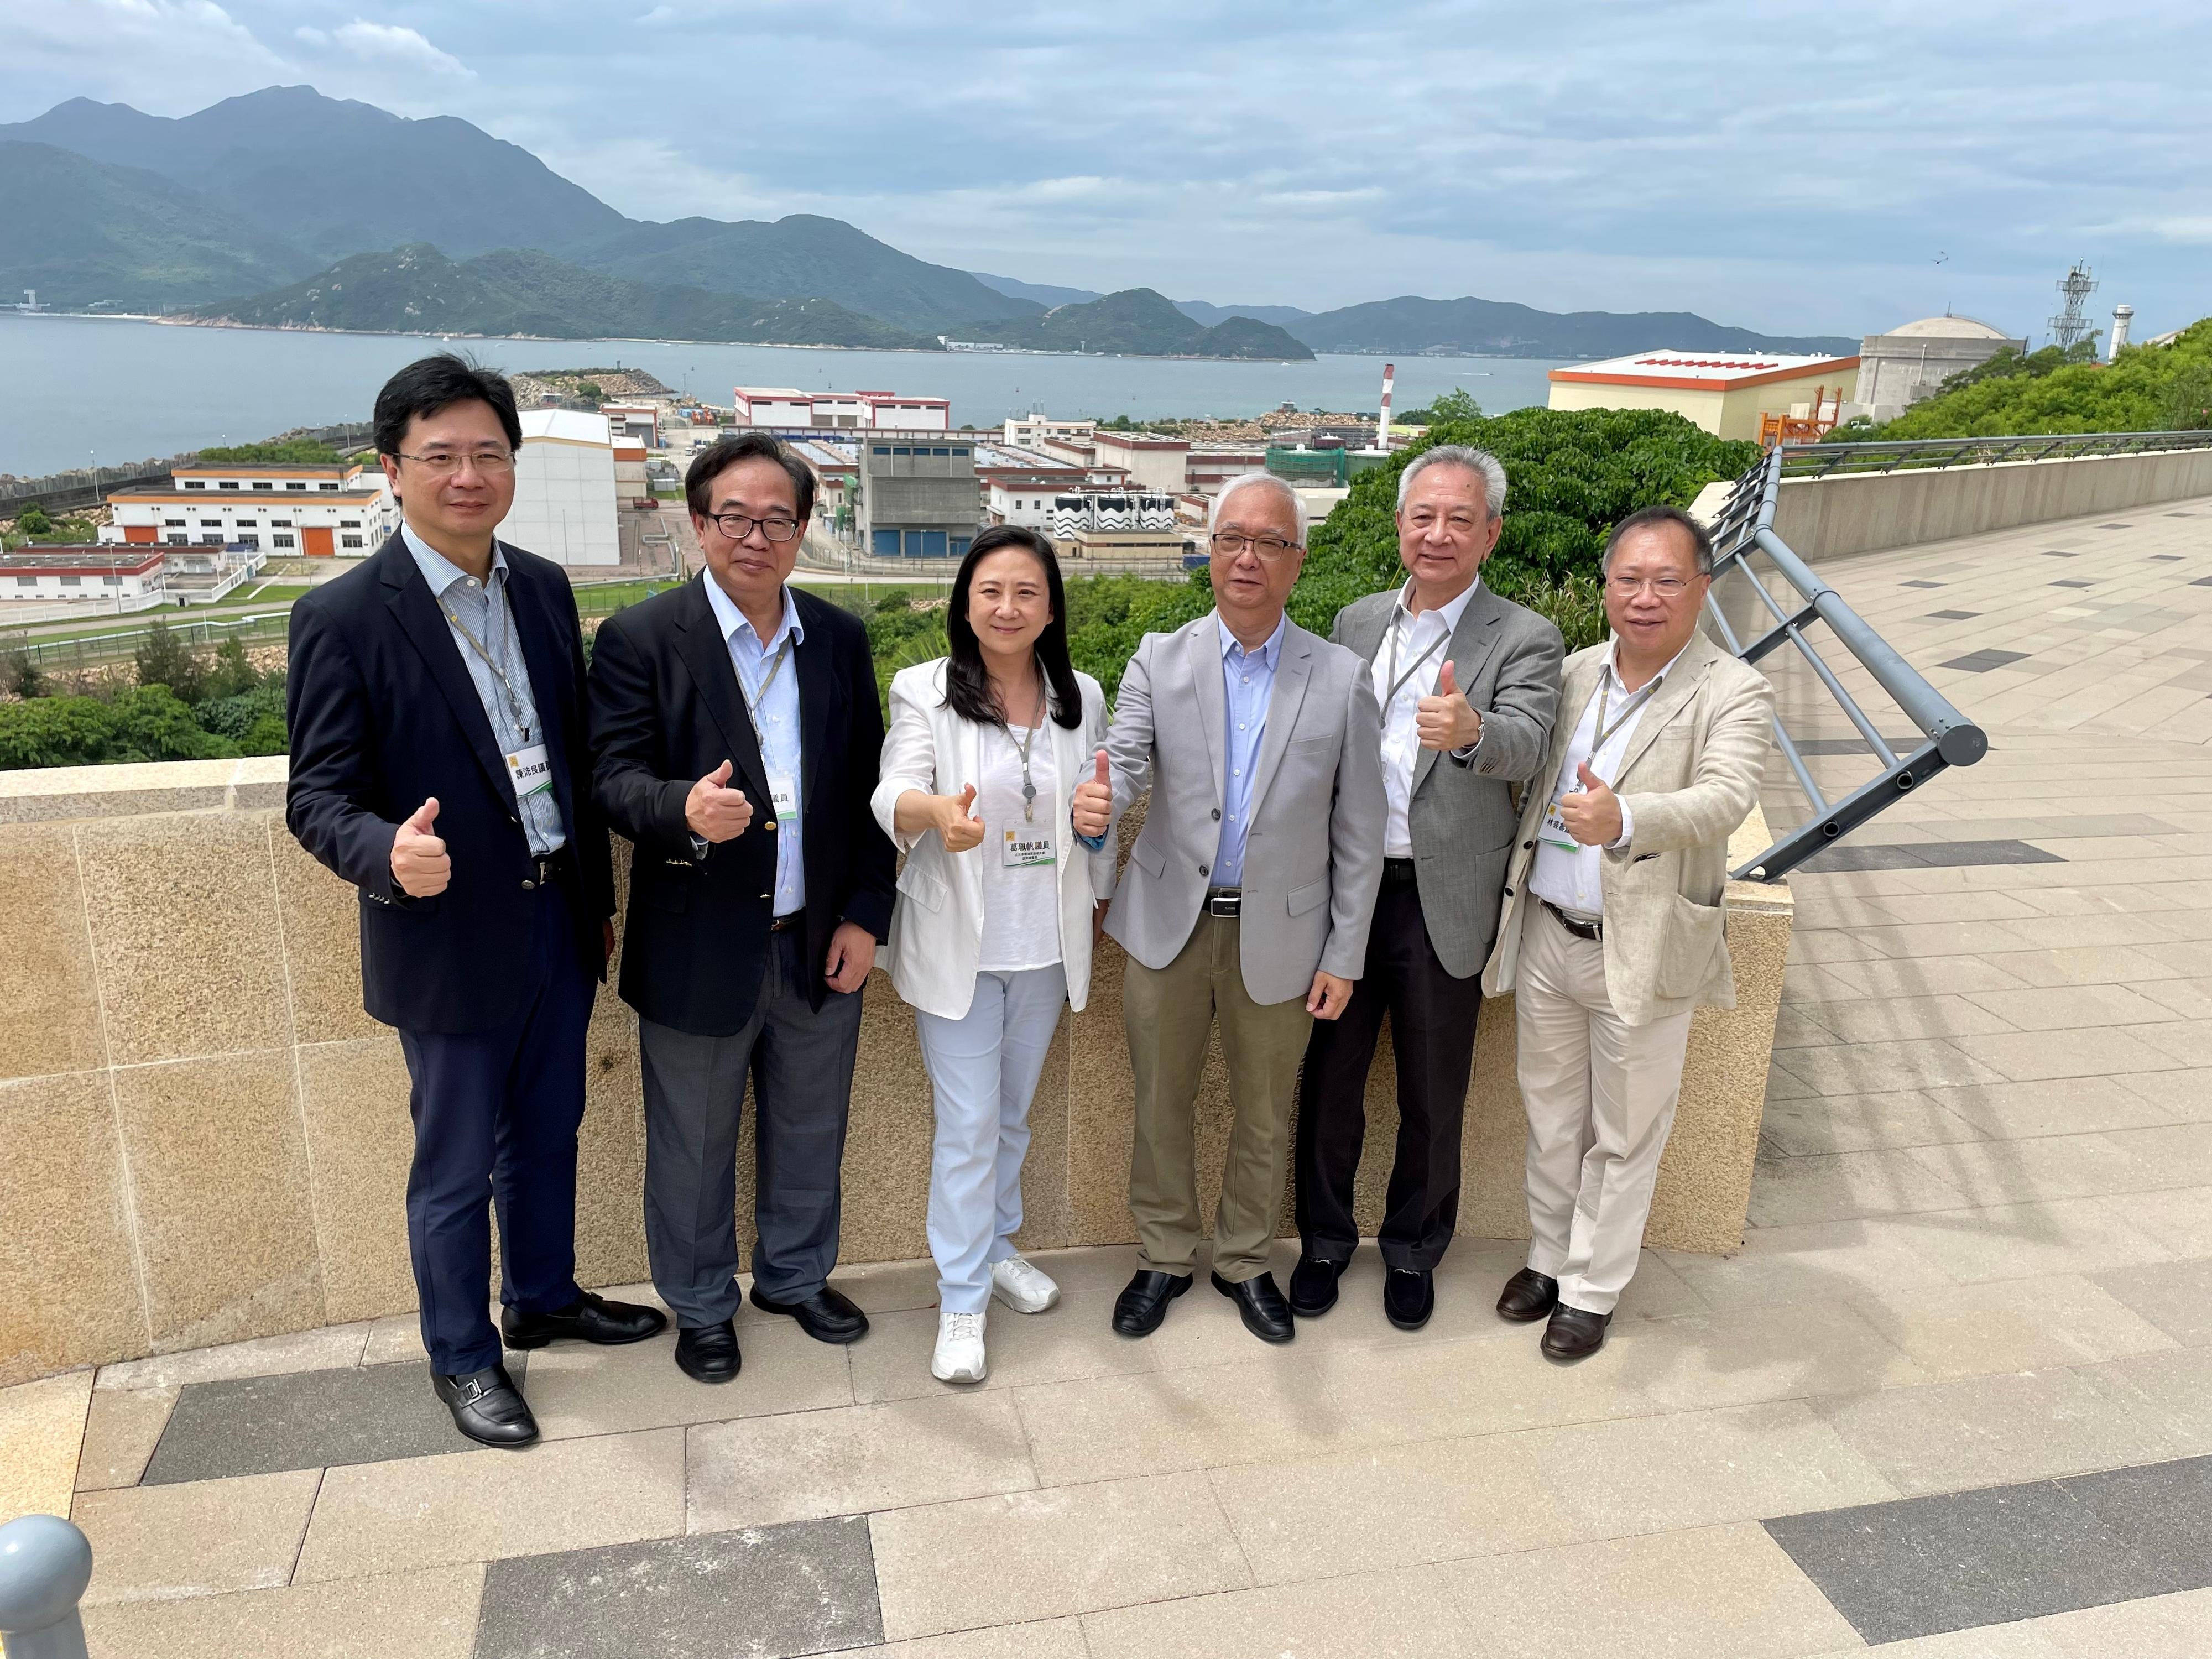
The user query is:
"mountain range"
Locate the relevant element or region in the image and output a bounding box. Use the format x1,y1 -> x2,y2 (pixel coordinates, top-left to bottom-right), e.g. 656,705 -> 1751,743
0,86 -> 1858,360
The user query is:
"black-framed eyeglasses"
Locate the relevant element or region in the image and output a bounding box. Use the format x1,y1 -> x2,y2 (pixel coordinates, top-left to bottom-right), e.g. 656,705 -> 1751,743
1211,531 -> 1298,560
395,449 -> 516,476
705,510 -> 802,542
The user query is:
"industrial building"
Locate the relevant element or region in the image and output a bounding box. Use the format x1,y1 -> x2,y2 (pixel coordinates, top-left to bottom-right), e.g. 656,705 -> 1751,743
506,410 -> 620,567
599,402 -> 661,447
733,388 -> 952,431
1849,316 -> 2026,424
1003,414 -> 1097,450
103,460 -> 399,556
1547,351 -> 1860,442
0,546 -> 171,612
857,437 -> 981,559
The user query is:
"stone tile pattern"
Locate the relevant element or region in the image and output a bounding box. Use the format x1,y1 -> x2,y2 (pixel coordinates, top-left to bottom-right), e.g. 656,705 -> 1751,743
2,768 -> 1793,1386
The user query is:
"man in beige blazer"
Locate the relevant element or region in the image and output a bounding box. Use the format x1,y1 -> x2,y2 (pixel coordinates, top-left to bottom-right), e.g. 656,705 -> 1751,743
1101,472 -> 1386,1345
1483,503 -> 1773,1360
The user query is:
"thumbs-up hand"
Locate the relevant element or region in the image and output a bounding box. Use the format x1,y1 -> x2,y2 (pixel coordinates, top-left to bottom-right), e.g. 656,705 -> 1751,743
685,758 -> 754,843
1558,760 -> 1624,847
1071,747 -> 1114,839
1416,658 -> 1483,751
390,796 -> 451,897
938,782 -> 985,853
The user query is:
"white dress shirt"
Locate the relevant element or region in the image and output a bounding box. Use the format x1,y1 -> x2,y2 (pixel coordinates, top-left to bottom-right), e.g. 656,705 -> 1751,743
700,574 -> 806,915
1527,638 -> 1689,919
1372,576 -> 1480,858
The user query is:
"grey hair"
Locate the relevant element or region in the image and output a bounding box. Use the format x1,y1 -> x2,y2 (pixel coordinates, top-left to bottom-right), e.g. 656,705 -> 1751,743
1210,471 -> 1310,545
1396,444 -> 1506,520
1600,503 -> 1714,576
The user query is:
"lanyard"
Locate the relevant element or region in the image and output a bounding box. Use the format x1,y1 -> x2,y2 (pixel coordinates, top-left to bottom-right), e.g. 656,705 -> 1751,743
1590,669 -> 1660,757
1383,609 -> 1447,714
1000,675 -> 1048,823
440,586 -> 530,742
735,633 -> 792,748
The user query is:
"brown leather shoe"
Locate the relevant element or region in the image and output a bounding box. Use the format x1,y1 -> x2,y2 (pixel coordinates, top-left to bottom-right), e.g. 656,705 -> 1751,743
1496,1267 -> 1559,1323
1541,1303 -> 1611,1361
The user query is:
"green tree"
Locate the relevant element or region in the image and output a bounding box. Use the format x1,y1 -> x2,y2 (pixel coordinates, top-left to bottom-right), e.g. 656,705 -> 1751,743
0,648 -> 46,700
1398,388 -> 1483,425
196,440 -> 345,464
202,634 -> 261,701
195,681 -> 288,755
16,504 -> 52,535
0,686 -> 237,769
133,620 -> 208,704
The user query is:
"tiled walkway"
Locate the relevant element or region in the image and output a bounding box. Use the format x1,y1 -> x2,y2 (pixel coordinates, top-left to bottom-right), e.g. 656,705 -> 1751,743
7,494 -> 2212,1657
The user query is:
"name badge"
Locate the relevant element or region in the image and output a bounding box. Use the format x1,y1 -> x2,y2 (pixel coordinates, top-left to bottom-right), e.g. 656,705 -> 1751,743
505,743 -> 554,799
1539,786 -> 1578,851
1001,823 -> 1056,868
768,770 -> 799,828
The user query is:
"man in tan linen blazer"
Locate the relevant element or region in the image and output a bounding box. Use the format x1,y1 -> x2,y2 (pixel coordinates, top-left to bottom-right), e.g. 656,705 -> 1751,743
1483,504 -> 1773,1361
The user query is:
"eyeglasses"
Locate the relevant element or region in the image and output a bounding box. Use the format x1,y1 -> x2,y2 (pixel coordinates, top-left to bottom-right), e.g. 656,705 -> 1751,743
1211,532 -> 1299,560
395,450 -> 516,476
704,511 -> 802,543
1603,574 -> 1702,596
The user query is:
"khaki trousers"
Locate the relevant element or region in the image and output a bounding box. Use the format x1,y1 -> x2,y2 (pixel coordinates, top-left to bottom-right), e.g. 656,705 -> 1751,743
1514,902 -> 1694,1316
1123,912 -> 1314,1282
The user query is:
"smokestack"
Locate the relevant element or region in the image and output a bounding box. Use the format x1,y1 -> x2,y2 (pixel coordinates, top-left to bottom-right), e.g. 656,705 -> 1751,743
1377,363 -> 1395,451
2109,304 -> 2134,361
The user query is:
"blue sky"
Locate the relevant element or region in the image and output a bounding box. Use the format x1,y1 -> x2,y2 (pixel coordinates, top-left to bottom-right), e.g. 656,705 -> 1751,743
9,1 -> 2209,340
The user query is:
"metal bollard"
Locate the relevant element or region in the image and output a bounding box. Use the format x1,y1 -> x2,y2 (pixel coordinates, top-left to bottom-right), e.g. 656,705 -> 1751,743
0,1515 -> 93,1659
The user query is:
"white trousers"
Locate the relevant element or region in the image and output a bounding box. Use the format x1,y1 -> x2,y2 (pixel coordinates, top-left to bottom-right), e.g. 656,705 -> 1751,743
1514,903 -> 1695,1316
915,965 -> 1068,1314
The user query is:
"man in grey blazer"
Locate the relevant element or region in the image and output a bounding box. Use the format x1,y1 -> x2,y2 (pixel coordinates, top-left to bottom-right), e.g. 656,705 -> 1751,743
1100,473 -> 1386,1345
1291,446 -> 1564,1331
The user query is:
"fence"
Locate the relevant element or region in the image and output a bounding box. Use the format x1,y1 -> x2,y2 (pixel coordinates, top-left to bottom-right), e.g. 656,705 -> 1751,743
1703,448 -> 1989,882
1778,429 -> 2212,478
0,610 -> 290,673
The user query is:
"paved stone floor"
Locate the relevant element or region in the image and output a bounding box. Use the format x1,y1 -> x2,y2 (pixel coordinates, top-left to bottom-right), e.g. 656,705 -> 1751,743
7,493 -> 2212,1657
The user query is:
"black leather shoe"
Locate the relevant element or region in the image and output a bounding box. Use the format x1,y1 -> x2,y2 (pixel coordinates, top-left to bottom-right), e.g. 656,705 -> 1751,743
1212,1271 -> 1296,1344
1496,1267 -> 1559,1323
749,1282 -> 870,1344
674,1319 -> 742,1384
1287,1255 -> 1347,1318
503,1290 -> 667,1350
1384,1267 -> 1434,1331
433,1364 -> 538,1448
1541,1303 -> 1611,1361
1110,1269 -> 1191,1337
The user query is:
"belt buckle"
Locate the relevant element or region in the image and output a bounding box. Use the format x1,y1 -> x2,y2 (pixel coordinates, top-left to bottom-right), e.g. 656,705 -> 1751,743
1208,891 -> 1241,918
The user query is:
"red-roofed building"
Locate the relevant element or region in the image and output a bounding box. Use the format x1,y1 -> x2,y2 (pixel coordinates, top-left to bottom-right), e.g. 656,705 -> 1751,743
1547,349 -> 1860,441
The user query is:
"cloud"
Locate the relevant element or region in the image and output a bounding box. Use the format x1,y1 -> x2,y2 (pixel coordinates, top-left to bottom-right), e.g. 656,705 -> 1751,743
328,20 -> 472,77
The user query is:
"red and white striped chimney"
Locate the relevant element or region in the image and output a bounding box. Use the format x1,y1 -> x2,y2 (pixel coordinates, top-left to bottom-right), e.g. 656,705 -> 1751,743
1377,363 -> 1396,451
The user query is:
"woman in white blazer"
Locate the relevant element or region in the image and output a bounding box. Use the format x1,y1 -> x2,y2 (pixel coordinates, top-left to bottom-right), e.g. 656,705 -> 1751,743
873,526 -> 1119,1383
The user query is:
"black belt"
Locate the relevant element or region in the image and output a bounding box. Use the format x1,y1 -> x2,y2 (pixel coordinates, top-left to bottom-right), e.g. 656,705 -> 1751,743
1542,899 -> 1603,942
1206,886 -> 1242,918
521,848 -> 577,892
1382,857 -> 1418,885
769,910 -> 805,933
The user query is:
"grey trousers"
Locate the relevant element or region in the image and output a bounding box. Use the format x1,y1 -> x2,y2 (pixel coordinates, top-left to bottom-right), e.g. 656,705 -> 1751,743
639,927 -> 865,1327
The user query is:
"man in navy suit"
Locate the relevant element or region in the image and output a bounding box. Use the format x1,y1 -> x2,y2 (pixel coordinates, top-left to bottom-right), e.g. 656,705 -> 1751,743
287,355 -> 663,1447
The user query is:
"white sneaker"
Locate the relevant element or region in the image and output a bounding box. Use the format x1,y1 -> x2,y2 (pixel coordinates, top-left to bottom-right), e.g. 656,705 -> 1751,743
990,1255 -> 1061,1314
932,1310 -> 988,1383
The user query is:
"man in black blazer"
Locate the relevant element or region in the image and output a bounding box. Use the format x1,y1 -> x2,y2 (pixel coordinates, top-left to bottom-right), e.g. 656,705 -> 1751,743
287,356 -> 663,1448
588,431 -> 895,1385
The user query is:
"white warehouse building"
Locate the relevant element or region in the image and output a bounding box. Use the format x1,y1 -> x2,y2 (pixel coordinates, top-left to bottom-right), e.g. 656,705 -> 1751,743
508,410 -> 620,567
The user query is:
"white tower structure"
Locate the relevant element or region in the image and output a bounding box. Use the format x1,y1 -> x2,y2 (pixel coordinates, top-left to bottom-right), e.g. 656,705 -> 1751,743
2109,304 -> 2135,361
1376,362 -> 1396,450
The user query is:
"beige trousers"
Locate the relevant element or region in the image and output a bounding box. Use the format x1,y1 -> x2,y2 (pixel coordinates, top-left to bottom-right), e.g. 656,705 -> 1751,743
1123,912 -> 1314,1283
1514,902 -> 1695,1316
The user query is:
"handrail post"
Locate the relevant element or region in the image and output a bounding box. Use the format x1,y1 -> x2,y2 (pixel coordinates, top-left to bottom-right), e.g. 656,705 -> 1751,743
0,1515 -> 93,1659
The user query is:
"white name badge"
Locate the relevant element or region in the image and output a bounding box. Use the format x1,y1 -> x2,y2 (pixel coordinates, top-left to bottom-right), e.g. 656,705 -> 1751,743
505,743 -> 554,799
768,770 -> 799,828
1539,788 -> 1578,851
1001,823 -> 1056,868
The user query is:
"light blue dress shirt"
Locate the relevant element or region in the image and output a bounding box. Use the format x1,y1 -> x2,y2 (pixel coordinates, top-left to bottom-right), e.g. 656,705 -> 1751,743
403,525 -> 564,856
701,573 -> 807,914
1212,611 -> 1286,888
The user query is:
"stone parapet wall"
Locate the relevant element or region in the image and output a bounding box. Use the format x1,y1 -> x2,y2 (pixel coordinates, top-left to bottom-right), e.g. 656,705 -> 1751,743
0,759 -> 1790,1387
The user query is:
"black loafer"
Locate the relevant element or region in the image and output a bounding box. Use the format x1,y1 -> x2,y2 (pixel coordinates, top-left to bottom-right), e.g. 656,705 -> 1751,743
1541,1303 -> 1611,1362
1496,1267 -> 1559,1323
1111,1269 -> 1191,1337
674,1319 -> 742,1384
503,1290 -> 667,1349
1212,1270 -> 1296,1344
749,1283 -> 870,1344
1287,1255 -> 1347,1318
1384,1267 -> 1434,1331
433,1363 -> 538,1448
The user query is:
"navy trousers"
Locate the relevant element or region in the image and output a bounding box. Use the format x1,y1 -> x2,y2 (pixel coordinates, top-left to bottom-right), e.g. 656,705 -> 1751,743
396,880 -> 594,1374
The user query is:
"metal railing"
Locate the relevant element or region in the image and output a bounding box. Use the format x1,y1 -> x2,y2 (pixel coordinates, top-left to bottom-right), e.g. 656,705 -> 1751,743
1704,449 -> 1989,882
1778,429 -> 2212,478
0,610 -> 290,671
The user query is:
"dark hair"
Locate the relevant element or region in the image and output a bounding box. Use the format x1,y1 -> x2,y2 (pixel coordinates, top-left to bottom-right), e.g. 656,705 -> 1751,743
372,354 -> 523,460
685,431 -> 817,524
944,526 -> 1081,731
1602,503 -> 1714,576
